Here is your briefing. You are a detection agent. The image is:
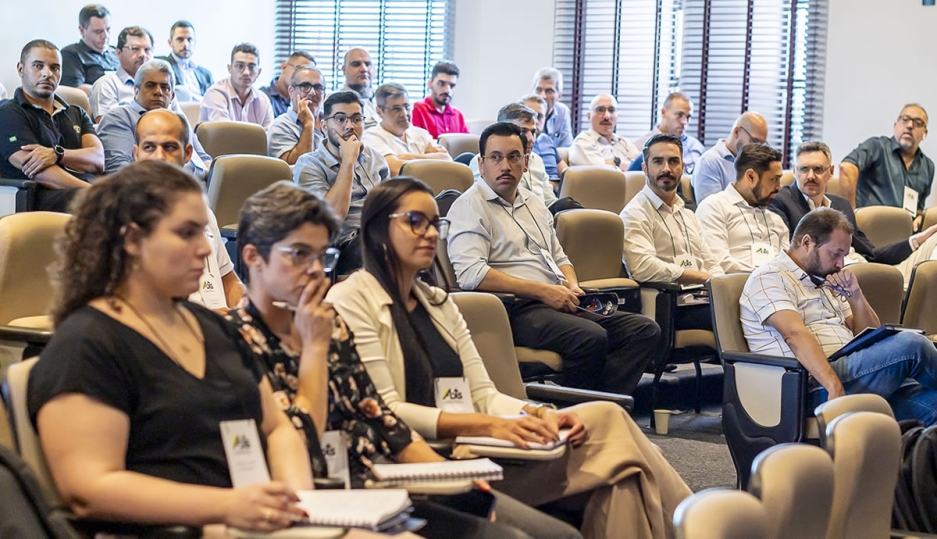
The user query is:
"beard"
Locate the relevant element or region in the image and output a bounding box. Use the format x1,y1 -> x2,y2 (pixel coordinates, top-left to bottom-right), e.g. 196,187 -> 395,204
804,249 -> 834,277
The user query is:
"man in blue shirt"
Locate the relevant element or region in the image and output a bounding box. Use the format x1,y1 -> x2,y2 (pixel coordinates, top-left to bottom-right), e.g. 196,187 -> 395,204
521,93 -> 567,181
631,92 -> 706,174
692,111 -> 767,204
532,67 -> 574,148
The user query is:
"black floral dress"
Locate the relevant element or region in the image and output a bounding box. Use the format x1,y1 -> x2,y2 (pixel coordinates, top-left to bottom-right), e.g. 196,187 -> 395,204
226,301 -> 419,487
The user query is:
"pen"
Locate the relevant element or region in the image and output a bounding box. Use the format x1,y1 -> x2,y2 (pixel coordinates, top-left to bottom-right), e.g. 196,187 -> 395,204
812,276 -> 852,298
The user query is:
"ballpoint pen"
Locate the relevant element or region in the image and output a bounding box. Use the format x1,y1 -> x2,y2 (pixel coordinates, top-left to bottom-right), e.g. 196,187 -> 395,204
812,275 -> 852,298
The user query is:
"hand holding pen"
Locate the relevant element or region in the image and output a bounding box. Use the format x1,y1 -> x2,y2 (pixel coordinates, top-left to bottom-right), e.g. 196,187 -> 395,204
817,270 -> 860,300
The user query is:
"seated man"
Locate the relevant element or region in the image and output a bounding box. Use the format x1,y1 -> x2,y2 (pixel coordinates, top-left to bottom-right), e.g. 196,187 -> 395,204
156,20 -> 214,101
0,40 -> 103,212
60,4 -> 118,94
568,93 -> 640,171
448,122 -> 661,394
533,67 -> 573,148
267,65 -> 325,165
521,93 -> 567,181
410,59 -> 468,138
839,104 -> 934,220
200,43 -> 274,129
361,82 -> 450,175
89,26 -> 154,122
259,50 -> 316,118
620,133 -> 724,330
696,144 -> 789,273
97,59 -> 211,178
294,90 -> 389,274
133,108 -> 244,310
770,141 -> 937,286
340,47 -> 379,130
629,92 -> 706,175
741,207 -> 937,426
693,111 -> 767,204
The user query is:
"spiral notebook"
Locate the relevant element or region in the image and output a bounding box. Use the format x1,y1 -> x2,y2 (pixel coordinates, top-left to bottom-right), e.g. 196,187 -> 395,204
370,458 -> 503,485
455,428 -> 571,451
294,489 -> 412,530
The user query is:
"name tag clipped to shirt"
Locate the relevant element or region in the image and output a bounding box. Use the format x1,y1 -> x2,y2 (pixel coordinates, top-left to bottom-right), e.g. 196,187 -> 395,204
750,242 -> 775,267
539,248 -> 568,282
320,430 -> 351,488
196,227 -> 227,309
220,419 -> 270,487
434,377 -> 474,414
903,186 -> 919,216
677,257 -> 699,272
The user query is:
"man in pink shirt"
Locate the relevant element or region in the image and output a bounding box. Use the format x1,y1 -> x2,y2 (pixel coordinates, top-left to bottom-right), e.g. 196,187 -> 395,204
410,60 -> 468,139
199,43 -> 274,129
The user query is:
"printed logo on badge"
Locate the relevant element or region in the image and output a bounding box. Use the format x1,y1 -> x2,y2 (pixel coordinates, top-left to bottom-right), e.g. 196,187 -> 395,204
231,434 -> 251,450
202,280 -> 214,290
323,442 -> 336,457
680,259 -> 694,267
755,246 -> 770,255
443,387 -> 463,400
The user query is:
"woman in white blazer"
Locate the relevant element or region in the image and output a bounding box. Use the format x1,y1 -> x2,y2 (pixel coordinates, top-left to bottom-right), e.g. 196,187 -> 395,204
327,178 -> 692,539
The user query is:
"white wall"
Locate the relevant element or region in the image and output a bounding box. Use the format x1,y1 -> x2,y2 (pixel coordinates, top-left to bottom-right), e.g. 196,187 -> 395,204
0,0 -> 275,97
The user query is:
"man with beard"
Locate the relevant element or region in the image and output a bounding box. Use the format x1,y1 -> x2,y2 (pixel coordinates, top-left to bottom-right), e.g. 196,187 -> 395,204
340,48 -> 379,130
839,104 -> 934,221
157,20 -> 214,101
267,65 -> 325,164
294,90 -> 389,274
362,82 -> 450,175
447,122 -> 661,394
89,26 -> 154,122
741,206 -> 937,425
696,144 -> 789,273
629,93 -> 706,175
410,60 -> 468,138
0,39 -> 103,212
569,93 -> 640,170
692,111 -> 768,204
200,43 -> 274,129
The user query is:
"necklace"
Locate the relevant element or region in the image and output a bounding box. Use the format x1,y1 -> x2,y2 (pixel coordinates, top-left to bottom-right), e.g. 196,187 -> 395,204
114,295 -> 204,367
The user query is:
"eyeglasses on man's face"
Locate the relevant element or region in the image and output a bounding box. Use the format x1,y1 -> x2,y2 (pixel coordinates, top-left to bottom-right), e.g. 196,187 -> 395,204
898,115 -> 927,129
482,152 -> 525,166
739,125 -> 766,145
796,165 -> 831,176
275,245 -> 340,273
293,82 -> 325,95
389,211 -> 450,239
325,114 -> 364,126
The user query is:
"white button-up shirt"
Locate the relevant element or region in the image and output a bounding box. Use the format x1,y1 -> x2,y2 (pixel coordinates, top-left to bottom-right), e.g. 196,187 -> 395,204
619,183 -> 724,283
568,128 -> 641,170
361,123 -> 435,157
696,183 -> 791,273
90,66 -> 135,119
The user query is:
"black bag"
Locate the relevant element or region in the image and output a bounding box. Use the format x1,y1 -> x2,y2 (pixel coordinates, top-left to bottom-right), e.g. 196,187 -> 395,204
893,423 -> 937,532
0,445 -> 81,539
435,189 -> 462,217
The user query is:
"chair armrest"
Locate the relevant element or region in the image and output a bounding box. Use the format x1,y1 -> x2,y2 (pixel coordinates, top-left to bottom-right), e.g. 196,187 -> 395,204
639,281 -> 682,293
0,326 -> 52,345
721,351 -> 804,370
313,477 -> 346,490
524,383 -> 634,412
220,226 -> 238,241
0,179 -> 37,189
69,518 -> 202,539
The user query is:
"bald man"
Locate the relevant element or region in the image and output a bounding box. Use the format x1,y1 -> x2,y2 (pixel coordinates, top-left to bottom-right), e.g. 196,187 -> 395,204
692,111 -> 767,203
568,93 -> 640,171
340,47 -> 378,130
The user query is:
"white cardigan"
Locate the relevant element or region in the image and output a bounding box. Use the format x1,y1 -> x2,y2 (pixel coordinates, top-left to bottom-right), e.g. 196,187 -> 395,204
326,270 -> 528,439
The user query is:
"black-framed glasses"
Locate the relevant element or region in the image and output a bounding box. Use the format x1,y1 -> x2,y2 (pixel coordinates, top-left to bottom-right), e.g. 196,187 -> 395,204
482,152 -> 525,166
325,114 -> 364,126
898,115 -> 927,129
796,165 -> 831,176
388,211 -> 450,239
292,82 -> 325,94
739,125 -> 766,144
275,245 -> 340,273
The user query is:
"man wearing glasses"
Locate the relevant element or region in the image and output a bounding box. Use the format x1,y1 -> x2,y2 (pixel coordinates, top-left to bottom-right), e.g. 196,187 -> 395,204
840,104 -> 934,222
200,43 -> 274,129
568,93 -> 641,171
692,111 -> 768,204
89,26 -> 154,122
267,65 -> 325,165
294,90 -> 390,274
260,50 -> 316,117
362,82 -> 450,176
448,122 -> 661,395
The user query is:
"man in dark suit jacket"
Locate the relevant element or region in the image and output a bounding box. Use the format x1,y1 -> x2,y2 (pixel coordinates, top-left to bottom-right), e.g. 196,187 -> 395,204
157,20 -> 213,100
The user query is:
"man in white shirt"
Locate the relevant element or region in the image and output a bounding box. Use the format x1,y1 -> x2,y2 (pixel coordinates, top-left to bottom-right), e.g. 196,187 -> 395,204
447,122 -> 661,395
90,26 -> 154,121
361,82 -> 450,175
740,207 -> 937,425
692,111 -> 767,204
340,47 -> 379,130
568,93 -> 640,171
267,65 -> 325,165
696,144 -> 789,273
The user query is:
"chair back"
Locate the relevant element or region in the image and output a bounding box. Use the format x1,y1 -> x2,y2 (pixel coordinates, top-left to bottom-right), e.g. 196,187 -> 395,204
923,206 -> 937,231
179,102 -> 201,130
450,293 -> 527,400
437,134 -> 479,158
707,274 -> 753,355
846,263 -> 903,325
195,121 -> 267,159
674,489 -> 769,539
559,167 -> 628,213
624,171 -> 648,207
0,213 -> 69,326
780,170 -> 795,187
206,155 -> 292,228
55,86 -> 92,118
903,260 -> 937,335
398,160 -> 474,195
465,120 -> 491,136
824,412 -> 901,539
0,397 -> 12,451
555,209 -> 624,282
825,177 -> 842,197
750,444 -> 834,539
433,238 -> 459,291
814,394 -> 894,449
854,206 -> 913,248
680,175 -> 694,204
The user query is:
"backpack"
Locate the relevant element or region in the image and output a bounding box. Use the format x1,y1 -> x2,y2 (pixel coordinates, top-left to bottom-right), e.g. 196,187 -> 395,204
0,445 -> 81,539
435,189 -> 462,218
893,424 -> 937,532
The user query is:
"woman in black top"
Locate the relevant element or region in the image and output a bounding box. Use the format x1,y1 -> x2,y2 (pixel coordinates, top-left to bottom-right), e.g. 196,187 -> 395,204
28,161 -> 311,533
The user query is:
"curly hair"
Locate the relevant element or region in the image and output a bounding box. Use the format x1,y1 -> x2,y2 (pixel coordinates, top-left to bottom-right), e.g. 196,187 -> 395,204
52,160 -> 203,326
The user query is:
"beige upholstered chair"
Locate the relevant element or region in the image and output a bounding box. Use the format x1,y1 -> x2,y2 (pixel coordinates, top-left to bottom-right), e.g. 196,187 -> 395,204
398,160 -> 474,194
437,134 -> 479,158
854,206 -> 913,248
780,170 -> 795,187
922,206 -> 937,231
465,120 -> 491,136
0,397 -> 12,451
674,488 -> 769,539
680,174 -> 694,204
205,155 -> 292,229
195,121 -> 267,159
624,171 -> 648,207
902,260 -> 937,339
558,166 -> 628,213
179,102 -> 201,130
846,263 -> 904,325
814,394 -> 894,449
825,177 -> 842,197
55,85 -> 92,118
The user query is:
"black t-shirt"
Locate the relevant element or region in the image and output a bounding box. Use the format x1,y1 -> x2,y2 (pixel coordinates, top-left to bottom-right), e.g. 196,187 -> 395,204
60,41 -> 119,88
403,302 -> 463,407
28,302 -> 265,489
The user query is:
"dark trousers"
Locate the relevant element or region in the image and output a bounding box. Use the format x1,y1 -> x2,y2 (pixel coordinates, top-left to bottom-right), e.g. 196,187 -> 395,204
675,304 -> 713,331
334,234 -> 362,277
35,186 -> 80,213
505,299 -> 661,394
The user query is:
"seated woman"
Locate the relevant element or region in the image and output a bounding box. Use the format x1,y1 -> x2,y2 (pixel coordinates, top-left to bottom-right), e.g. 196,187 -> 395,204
28,161 -> 311,533
225,181 -> 581,539
327,178 -> 694,539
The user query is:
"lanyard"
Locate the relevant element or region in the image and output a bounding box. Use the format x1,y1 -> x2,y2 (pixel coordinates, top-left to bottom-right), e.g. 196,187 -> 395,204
736,205 -> 778,251
653,203 -> 693,260
497,199 -> 550,254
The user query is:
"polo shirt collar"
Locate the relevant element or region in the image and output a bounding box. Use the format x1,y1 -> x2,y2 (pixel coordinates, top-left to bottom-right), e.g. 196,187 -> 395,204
421,96 -> 450,117
286,107 -> 299,124
313,140 -> 343,169
715,139 -> 735,162
16,88 -> 68,116
130,100 -> 148,115
641,183 -> 685,212
477,177 -> 528,208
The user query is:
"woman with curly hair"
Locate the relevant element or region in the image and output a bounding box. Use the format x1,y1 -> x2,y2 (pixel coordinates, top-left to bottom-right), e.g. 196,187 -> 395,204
27,160 -> 312,533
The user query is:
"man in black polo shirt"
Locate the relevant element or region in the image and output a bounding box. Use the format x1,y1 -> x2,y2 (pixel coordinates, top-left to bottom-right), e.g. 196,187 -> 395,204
61,4 -> 119,95
0,40 -> 104,212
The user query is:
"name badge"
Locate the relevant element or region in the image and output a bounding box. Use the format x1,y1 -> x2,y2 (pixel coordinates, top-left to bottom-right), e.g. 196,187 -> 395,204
320,430 -> 351,489
750,242 -> 775,267
677,257 -> 699,272
903,186 -> 919,216
220,419 -> 270,487
434,377 -> 474,414
539,248 -> 567,282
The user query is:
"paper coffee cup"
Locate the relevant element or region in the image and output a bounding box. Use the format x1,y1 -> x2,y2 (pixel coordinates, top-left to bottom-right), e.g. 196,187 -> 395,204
654,409 -> 672,435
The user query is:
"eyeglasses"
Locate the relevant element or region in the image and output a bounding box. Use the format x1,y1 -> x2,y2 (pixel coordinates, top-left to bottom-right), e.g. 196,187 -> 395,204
382,103 -> 411,115
233,62 -> 259,73
898,115 -> 927,129
325,114 -> 364,126
482,152 -> 525,166
275,246 -> 340,273
593,106 -> 616,114
388,211 -> 450,239
124,45 -> 153,55
292,82 -> 324,94
796,165 -> 830,176
739,125 -> 766,145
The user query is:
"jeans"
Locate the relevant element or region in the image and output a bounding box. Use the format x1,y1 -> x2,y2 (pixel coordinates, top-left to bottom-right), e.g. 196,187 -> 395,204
809,331 -> 937,426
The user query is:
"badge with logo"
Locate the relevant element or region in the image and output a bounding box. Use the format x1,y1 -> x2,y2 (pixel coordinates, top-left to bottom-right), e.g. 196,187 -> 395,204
434,377 -> 473,413
220,419 -> 271,487
321,430 -> 351,488
750,242 -> 775,267
903,186 -> 919,216
677,257 -> 699,272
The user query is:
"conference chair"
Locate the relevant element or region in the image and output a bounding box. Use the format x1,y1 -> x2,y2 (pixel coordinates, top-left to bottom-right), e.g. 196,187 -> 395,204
624,171 -> 648,206
0,397 -> 11,451
673,488 -> 769,539
825,177 -> 842,197
854,206 -> 914,249
813,393 -> 894,449
680,175 -> 694,205
398,160 -> 474,195
179,102 -> 201,130
205,155 -> 292,230
465,120 -> 491,136
55,86 -> 93,118
749,443 -> 834,539
923,206 -> 937,231
707,273 -> 811,489
0,178 -> 38,217
558,167 -> 629,213
780,170 -> 795,187
847,263 -> 904,325
902,260 -> 937,339
437,134 -> 479,159
194,121 -> 267,159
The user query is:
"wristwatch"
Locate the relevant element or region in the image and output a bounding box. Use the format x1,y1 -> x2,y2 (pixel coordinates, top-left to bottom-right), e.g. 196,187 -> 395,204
54,145 -> 65,165
613,156 -> 622,168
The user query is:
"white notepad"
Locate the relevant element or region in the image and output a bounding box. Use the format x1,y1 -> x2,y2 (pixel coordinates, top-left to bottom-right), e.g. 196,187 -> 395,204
370,458 -> 504,484
455,428 -> 571,450
296,489 -> 411,529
